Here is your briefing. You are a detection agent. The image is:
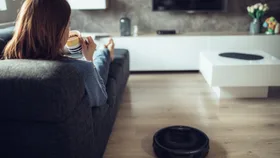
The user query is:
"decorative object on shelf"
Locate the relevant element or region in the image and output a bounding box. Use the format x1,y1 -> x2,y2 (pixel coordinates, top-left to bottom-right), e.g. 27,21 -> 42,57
120,14 -> 131,36
263,17 -> 280,35
276,24 -> 280,34
133,25 -> 138,36
247,3 -> 269,34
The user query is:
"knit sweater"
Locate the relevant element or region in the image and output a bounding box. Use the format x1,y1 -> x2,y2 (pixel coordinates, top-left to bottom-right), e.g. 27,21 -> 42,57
64,48 -> 111,107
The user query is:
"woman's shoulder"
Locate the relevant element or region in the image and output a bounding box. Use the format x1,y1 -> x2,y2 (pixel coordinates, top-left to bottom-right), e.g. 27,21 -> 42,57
61,56 -> 94,73
61,56 -> 88,64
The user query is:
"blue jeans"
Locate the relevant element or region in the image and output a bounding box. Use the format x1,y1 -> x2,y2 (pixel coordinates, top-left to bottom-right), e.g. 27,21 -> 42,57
93,48 -> 111,84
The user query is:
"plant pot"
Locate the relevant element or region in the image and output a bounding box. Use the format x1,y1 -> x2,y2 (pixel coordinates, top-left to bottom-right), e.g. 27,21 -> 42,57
250,18 -> 261,34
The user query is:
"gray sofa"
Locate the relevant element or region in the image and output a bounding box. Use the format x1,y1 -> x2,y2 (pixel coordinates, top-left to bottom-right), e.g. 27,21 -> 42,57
0,27 -> 130,158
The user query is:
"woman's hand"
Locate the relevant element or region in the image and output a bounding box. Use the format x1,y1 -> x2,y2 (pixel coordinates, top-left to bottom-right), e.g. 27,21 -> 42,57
79,36 -> 96,61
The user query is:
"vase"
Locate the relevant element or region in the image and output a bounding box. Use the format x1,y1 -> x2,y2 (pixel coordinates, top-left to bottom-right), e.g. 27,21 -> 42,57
250,18 -> 261,34
120,15 -> 131,36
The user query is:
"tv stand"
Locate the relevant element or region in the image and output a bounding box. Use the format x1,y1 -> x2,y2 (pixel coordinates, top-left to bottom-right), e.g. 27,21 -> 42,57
82,32 -> 280,71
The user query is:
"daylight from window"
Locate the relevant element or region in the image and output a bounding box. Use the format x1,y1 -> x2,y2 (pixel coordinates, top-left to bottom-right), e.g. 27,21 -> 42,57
0,0 -> 7,11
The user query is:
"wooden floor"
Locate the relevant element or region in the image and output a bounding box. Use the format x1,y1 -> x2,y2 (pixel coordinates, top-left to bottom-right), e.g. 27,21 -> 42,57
104,73 -> 280,158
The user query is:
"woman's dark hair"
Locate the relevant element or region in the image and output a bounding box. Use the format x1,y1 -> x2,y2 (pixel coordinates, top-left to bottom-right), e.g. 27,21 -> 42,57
3,0 -> 71,60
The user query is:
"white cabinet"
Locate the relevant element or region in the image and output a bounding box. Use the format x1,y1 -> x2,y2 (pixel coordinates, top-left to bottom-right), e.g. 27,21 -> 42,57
0,0 -> 7,11
109,37 -> 207,71
82,32 -> 280,71
68,0 -> 108,10
0,0 -> 22,23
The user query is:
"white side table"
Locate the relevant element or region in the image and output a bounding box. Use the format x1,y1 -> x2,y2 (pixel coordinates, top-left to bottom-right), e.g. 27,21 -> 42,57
199,51 -> 280,98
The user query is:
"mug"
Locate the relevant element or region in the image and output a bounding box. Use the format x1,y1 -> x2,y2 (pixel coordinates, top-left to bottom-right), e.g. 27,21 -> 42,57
66,30 -> 82,54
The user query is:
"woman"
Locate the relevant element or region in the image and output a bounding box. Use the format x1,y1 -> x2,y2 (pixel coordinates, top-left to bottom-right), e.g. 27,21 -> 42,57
2,0 -> 114,107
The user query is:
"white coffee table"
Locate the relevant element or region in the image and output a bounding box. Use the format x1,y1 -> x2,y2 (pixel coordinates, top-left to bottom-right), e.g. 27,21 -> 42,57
199,50 -> 280,98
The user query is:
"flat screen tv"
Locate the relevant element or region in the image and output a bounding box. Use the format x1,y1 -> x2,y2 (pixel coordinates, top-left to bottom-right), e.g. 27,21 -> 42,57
152,0 -> 228,12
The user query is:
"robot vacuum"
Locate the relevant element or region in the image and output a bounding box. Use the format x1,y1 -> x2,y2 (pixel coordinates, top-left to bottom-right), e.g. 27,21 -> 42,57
153,126 -> 209,158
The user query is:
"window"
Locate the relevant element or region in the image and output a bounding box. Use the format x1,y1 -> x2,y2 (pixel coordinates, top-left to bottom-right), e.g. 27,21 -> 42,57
0,0 -> 7,11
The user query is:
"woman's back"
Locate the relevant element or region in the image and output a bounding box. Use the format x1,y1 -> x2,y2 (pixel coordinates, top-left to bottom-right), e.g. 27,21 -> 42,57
2,0 -> 114,107
63,49 -> 111,107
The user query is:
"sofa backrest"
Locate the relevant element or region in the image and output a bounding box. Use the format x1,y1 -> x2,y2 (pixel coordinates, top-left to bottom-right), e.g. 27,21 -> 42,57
0,59 -> 85,122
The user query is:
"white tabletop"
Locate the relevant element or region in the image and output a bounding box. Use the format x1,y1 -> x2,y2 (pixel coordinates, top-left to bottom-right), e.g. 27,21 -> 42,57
201,50 -> 280,66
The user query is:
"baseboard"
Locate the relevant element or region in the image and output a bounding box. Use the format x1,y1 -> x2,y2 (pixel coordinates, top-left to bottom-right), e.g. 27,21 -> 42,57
130,70 -> 199,74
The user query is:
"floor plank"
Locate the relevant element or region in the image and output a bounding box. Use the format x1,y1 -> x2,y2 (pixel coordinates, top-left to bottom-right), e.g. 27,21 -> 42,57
104,73 -> 280,158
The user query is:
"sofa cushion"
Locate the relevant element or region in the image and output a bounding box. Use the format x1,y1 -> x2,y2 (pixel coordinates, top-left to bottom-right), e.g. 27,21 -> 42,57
112,49 -> 129,66
108,63 -> 123,85
108,49 -> 129,81
108,49 -> 129,94
0,59 -> 85,122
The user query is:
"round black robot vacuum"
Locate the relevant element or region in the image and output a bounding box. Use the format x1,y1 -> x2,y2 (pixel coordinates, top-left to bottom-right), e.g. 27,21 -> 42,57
153,126 -> 209,158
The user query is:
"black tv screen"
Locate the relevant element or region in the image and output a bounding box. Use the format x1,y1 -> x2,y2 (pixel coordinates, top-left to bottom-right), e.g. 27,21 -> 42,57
153,0 -> 228,12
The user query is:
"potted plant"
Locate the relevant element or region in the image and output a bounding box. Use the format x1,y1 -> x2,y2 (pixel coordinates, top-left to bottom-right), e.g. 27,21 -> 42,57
247,3 -> 269,34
